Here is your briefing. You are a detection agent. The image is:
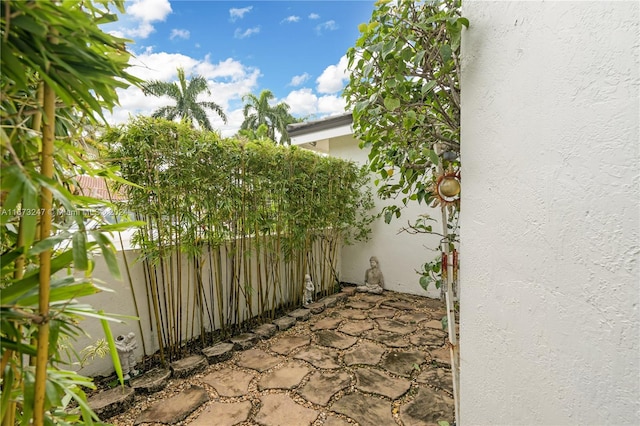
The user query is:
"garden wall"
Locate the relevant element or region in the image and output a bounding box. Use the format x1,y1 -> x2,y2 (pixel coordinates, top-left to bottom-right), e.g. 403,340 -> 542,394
460,1 -> 639,424
290,120 -> 443,298
74,233 -> 339,377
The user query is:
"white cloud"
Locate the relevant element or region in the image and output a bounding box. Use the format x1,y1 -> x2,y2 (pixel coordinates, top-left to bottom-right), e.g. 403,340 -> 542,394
170,29 -> 190,40
282,88 -> 347,118
282,15 -> 300,23
315,20 -> 337,34
229,6 -> 252,22
317,95 -> 346,115
308,13 -> 320,20
316,56 -> 349,94
127,0 -> 172,21
283,89 -> 318,116
289,73 -> 310,87
121,0 -> 172,39
234,26 -> 260,39
105,50 -> 260,137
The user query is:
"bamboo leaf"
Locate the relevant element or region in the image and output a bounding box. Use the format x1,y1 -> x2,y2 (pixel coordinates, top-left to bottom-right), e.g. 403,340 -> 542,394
1,364 -> 14,417
94,232 -> 121,280
100,312 -> 124,387
21,181 -> 39,252
73,231 -> 88,271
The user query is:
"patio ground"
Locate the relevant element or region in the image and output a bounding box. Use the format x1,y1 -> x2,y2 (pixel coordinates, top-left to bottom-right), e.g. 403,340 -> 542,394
101,288 -> 455,426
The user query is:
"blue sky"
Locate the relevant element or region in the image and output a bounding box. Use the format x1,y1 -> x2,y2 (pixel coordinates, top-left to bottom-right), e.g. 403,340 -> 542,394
104,0 -> 376,136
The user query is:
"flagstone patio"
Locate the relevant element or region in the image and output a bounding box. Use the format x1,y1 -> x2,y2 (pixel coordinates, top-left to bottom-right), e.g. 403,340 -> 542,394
96,288 -> 455,426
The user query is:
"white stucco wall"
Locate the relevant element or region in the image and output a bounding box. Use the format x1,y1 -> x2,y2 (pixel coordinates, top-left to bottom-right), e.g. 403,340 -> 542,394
328,134 -> 442,298
460,2 -> 639,425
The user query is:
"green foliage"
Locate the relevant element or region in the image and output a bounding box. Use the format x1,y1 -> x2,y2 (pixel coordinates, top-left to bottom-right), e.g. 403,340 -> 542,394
343,0 -> 466,290
105,117 -> 374,359
1,0 -> 140,424
142,67 -> 227,131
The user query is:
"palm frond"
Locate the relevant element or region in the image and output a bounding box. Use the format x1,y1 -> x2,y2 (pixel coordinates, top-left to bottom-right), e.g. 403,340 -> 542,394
199,101 -> 227,124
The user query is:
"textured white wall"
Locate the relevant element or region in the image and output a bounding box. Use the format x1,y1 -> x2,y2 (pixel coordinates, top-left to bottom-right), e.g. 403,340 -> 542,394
329,135 -> 442,297
460,2 -> 639,425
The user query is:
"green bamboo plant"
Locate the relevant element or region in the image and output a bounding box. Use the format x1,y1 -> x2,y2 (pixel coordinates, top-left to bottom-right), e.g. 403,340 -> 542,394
1,1 -> 141,424
105,117 -> 374,362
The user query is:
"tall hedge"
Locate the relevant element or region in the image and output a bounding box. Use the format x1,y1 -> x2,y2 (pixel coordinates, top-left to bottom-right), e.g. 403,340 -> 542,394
105,117 -> 373,360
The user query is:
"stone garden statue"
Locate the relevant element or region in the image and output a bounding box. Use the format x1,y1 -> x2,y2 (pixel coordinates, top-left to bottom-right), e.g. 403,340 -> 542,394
357,256 -> 384,294
304,274 -> 314,305
115,332 -> 139,380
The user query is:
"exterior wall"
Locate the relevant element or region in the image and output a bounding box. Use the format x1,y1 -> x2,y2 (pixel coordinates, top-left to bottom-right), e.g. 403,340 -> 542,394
329,134 -> 442,298
460,2 -> 639,425
72,235 -> 339,377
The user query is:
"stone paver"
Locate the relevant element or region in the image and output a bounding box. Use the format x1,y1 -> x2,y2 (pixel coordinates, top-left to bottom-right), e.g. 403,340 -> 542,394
88,386 -> 135,419
171,355 -> 208,378
294,345 -> 341,369
230,332 -> 259,350
365,330 -> 411,348
343,341 -> 386,366
258,362 -> 311,390
341,286 -> 357,296
298,370 -> 351,406
134,386 -> 208,425
289,308 -> 311,321
338,309 -> 367,320
359,293 -> 385,304
368,307 -> 397,319
201,369 -> 255,397
424,319 -> 446,330
410,330 -> 446,347
345,300 -> 375,310
316,330 -> 357,350
273,316 -> 297,331
376,318 -> 417,335
130,368 -> 170,394
331,393 -> 394,426
322,296 -> 338,308
305,301 -> 325,314
338,320 -> 374,336
270,335 -> 311,355
354,367 -> 411,399
255,394 -> 319,426
253,323 -> 277,339
416,367 -> 453,394
236,348 -> 282,372
323,416 -> 353,426
382,299 -> 415,310
430,347 -> 451,366
399,386 -> 454,426
311,316 -> 342,331
397,312 -> 431,324
190,401 -> 252,426
202,342 -> 234,364
381,350 -> 428,377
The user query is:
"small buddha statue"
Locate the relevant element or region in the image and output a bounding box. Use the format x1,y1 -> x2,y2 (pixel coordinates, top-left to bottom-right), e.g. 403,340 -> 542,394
357,256 -> 384,294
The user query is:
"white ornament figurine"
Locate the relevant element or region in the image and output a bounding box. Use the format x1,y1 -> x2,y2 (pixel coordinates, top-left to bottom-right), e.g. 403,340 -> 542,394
304,274 -> 314,305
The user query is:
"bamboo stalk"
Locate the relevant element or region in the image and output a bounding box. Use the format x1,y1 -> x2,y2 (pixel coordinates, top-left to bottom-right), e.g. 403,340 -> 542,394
33,80 -> 55,426
2,81 -> 43,426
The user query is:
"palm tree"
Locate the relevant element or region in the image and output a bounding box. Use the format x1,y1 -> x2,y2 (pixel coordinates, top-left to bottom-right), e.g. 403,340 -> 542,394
142,67 -> 227,131
241,89 -> 297,144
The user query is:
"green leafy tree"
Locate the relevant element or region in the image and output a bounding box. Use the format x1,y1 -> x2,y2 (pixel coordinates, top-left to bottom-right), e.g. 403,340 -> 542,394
142,67 -> 227,131
1,1 -> 141,424
343,0 -> 467,421
344,0 -> 467,286
240,89 -> 297,144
